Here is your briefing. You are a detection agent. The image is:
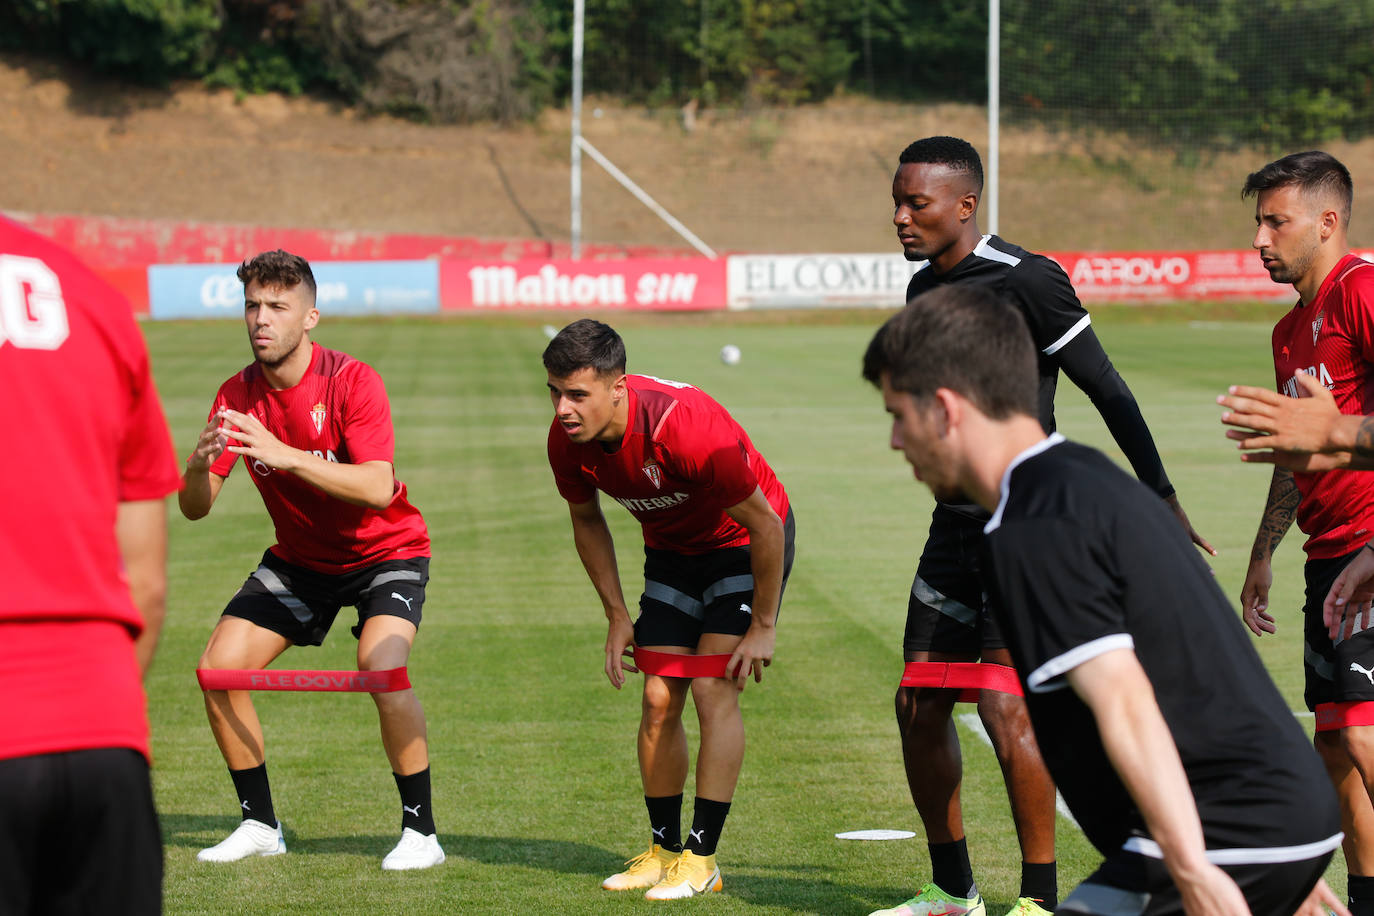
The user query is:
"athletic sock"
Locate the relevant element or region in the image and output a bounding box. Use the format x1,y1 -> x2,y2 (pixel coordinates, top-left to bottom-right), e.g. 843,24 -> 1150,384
682,797 -> 731,856
394,768 -> 436,835
929,838 -> 977,900
1350,874 -> 1374,916
1019,860 -> 1057,909
229,763 -> 276,826
645,793 -> 684,852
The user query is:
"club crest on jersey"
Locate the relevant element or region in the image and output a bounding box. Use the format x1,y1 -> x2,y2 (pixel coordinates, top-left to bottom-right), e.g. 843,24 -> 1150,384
1313,311 -> 1325,345
642,460 -> 663,490
309,402 -> 327,434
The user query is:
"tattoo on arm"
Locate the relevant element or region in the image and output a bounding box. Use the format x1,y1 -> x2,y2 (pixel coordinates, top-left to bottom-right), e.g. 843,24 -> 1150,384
1252,468 -> 1300,563
1356,416 -> 1374,459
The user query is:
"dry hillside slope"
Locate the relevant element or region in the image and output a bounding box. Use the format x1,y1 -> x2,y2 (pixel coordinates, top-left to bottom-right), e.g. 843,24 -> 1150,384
5,52 -> 1374,253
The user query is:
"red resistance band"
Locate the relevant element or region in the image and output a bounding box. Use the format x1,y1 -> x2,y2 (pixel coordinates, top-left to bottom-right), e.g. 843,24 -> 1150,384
196,667 -> 411,693
634,648 -> 732,679
900,662 -> 1023,703
1315,701 -> 1374,731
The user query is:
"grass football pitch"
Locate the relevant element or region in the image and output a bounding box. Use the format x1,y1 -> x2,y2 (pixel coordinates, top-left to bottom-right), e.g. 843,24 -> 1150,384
143,307 -> 1329,914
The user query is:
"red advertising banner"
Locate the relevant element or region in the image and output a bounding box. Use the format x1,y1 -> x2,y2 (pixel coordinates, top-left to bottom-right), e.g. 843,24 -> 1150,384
440,258 -> 728,311
1044,249 -> 1374,303
8,212 -> 694,269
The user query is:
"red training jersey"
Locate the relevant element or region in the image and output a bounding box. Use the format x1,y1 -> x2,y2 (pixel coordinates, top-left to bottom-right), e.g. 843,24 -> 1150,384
1272,253 -> 1374,558
206,342 -> 429,572
0,215 -> 180,761
548,374 -> 789,553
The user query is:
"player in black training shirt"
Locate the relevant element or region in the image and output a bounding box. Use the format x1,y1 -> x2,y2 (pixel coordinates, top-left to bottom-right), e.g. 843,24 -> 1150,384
864,283 -> 1344,916
869,136 -> 1213,916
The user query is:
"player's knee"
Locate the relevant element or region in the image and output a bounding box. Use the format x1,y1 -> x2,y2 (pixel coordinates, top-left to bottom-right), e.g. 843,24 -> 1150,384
641,679 -> 685,725
1340,727 -> 1374,771
978,693 -> 1031,746
895,685 -> 917,728
690,676 -> 739,717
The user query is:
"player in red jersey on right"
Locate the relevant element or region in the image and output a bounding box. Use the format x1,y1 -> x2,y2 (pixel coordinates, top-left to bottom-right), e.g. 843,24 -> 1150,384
182,250 -> 443,871
1237,150 -> 1374,916
544,319 -> 795,901
0,215 -> 180,914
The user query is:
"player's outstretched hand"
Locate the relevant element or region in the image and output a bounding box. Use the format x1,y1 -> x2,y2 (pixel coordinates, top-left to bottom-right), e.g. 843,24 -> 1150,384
1325,546 -> 1374,642
218,408 -> 299,471
604,615 -> 637,689
1164,494 -> 1216,556
1240,559 -> 1277,637
726,623 -> 775,692
1219,371 -> 1347,470
1293,877 -> 1351,916
187,412 -> 230,472
1174,861 -> 1252,916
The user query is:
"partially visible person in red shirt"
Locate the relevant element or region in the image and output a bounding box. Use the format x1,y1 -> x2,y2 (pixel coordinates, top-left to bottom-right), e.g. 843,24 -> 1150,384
1236,150 -> 1374,916
0,214 -> 180,915
181,250 -> 442,872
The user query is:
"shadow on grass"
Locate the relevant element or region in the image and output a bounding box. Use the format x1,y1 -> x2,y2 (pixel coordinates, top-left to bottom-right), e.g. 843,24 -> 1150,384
726,865 -> 924,914
160,818 -> 924,911
161,817 -> 617,872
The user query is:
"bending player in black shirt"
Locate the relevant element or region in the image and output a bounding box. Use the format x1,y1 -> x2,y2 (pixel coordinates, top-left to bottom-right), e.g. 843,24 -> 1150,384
867,282 -> 1344,916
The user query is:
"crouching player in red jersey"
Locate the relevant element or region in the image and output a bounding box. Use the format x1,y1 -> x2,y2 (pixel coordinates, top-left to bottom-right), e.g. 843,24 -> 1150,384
181,250 -> 443,871
544,319 -> 796,900
0,215 -> 180,915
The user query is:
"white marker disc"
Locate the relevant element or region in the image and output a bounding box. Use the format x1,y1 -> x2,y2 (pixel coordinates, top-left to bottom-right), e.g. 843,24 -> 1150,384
834,829 -> 916,841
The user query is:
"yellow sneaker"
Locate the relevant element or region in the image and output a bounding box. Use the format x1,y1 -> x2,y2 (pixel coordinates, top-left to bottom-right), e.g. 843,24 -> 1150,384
602,844 -> 679,891
644,849 -> 723,899
1003,899 -> 1052,916
868,883 -> 986,916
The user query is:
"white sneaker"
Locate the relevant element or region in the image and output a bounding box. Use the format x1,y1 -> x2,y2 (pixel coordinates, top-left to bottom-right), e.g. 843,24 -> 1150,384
381,827 -> 445,871
197,819 -> 286,862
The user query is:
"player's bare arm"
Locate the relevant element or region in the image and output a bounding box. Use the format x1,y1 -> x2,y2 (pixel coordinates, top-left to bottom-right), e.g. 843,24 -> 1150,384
217,407 -> 394,509
1161,494 -> 1215,557
566,496 -> 638,689
117,498 -> 169,677
1325,545 -> 1374,642
179,413 -> 229,519
1220,371 -> 1374,470
1295,879 -> 1353,916
1240,468 -> 1300,636
722,487 -> 784,690
1066,648 -> 1253,916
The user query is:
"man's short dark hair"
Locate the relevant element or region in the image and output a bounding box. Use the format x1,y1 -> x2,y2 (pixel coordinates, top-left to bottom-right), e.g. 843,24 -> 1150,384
898,136 -> 984,193
1242,150 -> 1353,224
862,284 -> 1036,420
542,318 -> 627,378
237,250 -> 317,300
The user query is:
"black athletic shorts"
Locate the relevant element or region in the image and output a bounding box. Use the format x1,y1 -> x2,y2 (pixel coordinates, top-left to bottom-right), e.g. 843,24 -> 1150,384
223,549 -> 430,647
1304,547 -> 1374,710
1058,847 -> 1331,916
634,507 -> 796,648
0,747 -> 161,916
904,505 -> 1004,655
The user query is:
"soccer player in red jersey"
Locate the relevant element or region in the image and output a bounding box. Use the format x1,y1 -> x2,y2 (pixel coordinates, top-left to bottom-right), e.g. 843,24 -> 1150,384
0,215 -> 180,914
1236,151 -> 1374,916
544,319 -> 795,900
181,250 -> 443,871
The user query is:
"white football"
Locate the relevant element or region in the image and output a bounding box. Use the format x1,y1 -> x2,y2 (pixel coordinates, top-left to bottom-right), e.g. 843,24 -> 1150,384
720,344 -> 741,366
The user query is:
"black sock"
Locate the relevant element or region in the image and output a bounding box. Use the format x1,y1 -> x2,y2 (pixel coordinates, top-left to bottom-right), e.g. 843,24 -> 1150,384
646,794 -> 683,852
683,797 -> 731,856
394,768 -> 436,835
1350,874 -> 1374,916
1020,861 -> 1057,910
929,838 -> 977,900
229,763 -> 276,827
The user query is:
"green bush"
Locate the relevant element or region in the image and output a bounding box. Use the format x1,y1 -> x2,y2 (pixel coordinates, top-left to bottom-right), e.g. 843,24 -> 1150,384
0,0 -> 221,83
